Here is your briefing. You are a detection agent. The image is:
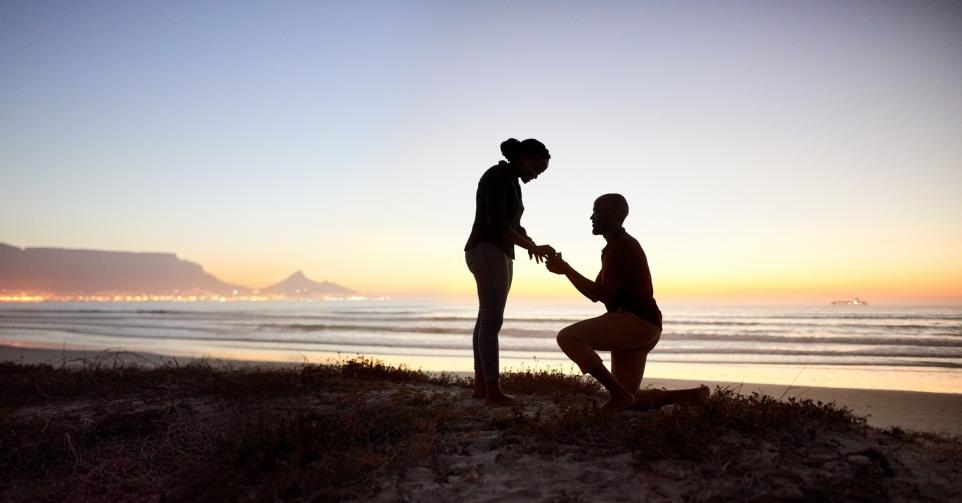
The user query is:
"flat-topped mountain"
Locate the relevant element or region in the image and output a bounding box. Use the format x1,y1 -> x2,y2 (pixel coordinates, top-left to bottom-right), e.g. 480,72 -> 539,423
261,270 -> 356,297
0,243 -> 243,295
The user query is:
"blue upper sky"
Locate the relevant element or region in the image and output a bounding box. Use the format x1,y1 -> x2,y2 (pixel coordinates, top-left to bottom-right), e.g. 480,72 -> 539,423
1,1 -> 960,301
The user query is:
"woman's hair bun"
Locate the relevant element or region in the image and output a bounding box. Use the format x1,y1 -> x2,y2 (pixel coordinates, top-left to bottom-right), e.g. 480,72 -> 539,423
500,138 -> 521,162
500,137 -> 550,162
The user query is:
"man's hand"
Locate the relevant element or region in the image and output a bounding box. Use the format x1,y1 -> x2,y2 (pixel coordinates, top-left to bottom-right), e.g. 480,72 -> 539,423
528,244 -> 556,264
545,254 -> 570,275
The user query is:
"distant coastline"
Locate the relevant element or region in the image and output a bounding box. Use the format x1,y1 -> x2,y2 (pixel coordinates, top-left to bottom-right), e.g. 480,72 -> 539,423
0,242 -> 355,300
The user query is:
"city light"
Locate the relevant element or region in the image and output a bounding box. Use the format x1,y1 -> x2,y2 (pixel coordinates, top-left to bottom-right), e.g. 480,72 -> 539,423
0,295 -> 45,302
0,292 -> 378,302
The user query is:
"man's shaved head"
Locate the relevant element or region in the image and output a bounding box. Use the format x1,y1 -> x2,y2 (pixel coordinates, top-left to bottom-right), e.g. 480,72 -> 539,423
590,193 -> 630,236
595,193 -> 629,223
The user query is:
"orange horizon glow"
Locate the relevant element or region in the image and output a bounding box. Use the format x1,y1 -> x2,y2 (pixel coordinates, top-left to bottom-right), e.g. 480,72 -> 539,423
199,264 -> 962,304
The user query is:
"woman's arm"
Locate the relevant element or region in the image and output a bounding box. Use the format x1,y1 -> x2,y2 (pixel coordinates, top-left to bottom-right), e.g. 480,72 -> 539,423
503,228 -> 554,262
504,227 -> 537,251
481,173 -> 553,261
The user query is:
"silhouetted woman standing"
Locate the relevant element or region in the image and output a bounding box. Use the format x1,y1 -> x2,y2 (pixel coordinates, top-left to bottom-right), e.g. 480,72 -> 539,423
464,138 -> 554,405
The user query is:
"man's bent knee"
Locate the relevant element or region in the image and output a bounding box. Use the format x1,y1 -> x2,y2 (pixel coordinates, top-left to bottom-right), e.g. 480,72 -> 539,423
556,326 -> 601,374
556,325 -> 577,348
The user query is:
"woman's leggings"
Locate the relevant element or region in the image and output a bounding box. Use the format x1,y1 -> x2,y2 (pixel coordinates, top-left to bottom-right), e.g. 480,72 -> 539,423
466,242 -> 513,382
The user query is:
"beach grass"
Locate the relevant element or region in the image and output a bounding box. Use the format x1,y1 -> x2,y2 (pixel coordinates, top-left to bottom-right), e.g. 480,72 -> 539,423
1,355 -> 959,501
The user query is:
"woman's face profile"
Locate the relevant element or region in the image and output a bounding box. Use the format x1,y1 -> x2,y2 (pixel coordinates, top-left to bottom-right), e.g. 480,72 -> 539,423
518,157 -> 549,183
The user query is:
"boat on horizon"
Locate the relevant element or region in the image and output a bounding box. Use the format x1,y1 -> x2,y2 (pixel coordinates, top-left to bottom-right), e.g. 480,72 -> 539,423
831,297 -> 868,306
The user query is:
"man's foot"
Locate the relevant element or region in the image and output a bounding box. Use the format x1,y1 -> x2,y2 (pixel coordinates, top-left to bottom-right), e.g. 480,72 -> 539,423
631,389 -> 664,410
632,386 -> 710,410
586,363 -> 635,413
600,391 -> 636,413
684,385 -> 710,404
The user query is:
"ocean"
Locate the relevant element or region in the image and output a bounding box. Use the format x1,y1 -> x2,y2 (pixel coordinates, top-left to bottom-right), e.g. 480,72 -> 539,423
2,299 -> 960,393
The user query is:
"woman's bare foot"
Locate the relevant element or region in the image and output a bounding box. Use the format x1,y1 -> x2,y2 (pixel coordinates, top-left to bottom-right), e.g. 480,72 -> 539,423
471,370 -> 486,399
600,391 -> 636,413
483,380 -> 514,407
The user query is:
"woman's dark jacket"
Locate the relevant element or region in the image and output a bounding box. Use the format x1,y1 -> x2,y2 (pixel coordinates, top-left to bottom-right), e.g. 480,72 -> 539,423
464,161 -> 527,259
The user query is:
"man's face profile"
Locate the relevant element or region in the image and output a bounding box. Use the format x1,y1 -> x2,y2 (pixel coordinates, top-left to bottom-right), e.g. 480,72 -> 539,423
591,200 -> 606,235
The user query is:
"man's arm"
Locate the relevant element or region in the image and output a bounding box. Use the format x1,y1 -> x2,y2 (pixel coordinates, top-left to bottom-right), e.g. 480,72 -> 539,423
546,257 -> 601,302
546,254 -> 624,303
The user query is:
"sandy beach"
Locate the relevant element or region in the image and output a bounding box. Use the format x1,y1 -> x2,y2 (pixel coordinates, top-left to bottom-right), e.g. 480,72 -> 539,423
2,343 -> 960,437
2,350 -> 960,501
645,377 -> 962,438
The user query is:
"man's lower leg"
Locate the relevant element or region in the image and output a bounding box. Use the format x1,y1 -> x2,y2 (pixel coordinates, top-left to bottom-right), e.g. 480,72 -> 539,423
587,363 -> 635,412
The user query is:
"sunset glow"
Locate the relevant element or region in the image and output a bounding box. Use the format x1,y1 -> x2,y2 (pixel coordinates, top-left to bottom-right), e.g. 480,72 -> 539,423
1,1 -> 959,304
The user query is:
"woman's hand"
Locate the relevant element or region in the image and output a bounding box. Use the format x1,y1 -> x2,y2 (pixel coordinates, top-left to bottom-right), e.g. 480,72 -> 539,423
528,244 -> 556,264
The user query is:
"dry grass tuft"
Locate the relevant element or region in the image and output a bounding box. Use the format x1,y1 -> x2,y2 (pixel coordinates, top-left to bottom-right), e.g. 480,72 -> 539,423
503,386 -> 865,460
499,367 -> 602,397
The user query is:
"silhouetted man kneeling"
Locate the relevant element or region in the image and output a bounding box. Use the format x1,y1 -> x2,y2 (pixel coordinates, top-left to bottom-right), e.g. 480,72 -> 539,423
545,194 -> 707,412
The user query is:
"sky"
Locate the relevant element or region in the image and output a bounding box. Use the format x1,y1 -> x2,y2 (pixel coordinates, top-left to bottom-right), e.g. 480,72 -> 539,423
1,1 -> 960,303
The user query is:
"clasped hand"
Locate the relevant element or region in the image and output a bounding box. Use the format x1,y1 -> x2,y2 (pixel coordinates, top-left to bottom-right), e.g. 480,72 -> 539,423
528,244 -> 556,264
544,254 -> 568,275
529,244 -> 569,274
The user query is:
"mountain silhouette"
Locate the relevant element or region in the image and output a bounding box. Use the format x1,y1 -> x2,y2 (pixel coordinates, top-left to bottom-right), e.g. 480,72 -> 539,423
261,270 -> 356,297
0,243 -> 355,297
0,242 -> 243,295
